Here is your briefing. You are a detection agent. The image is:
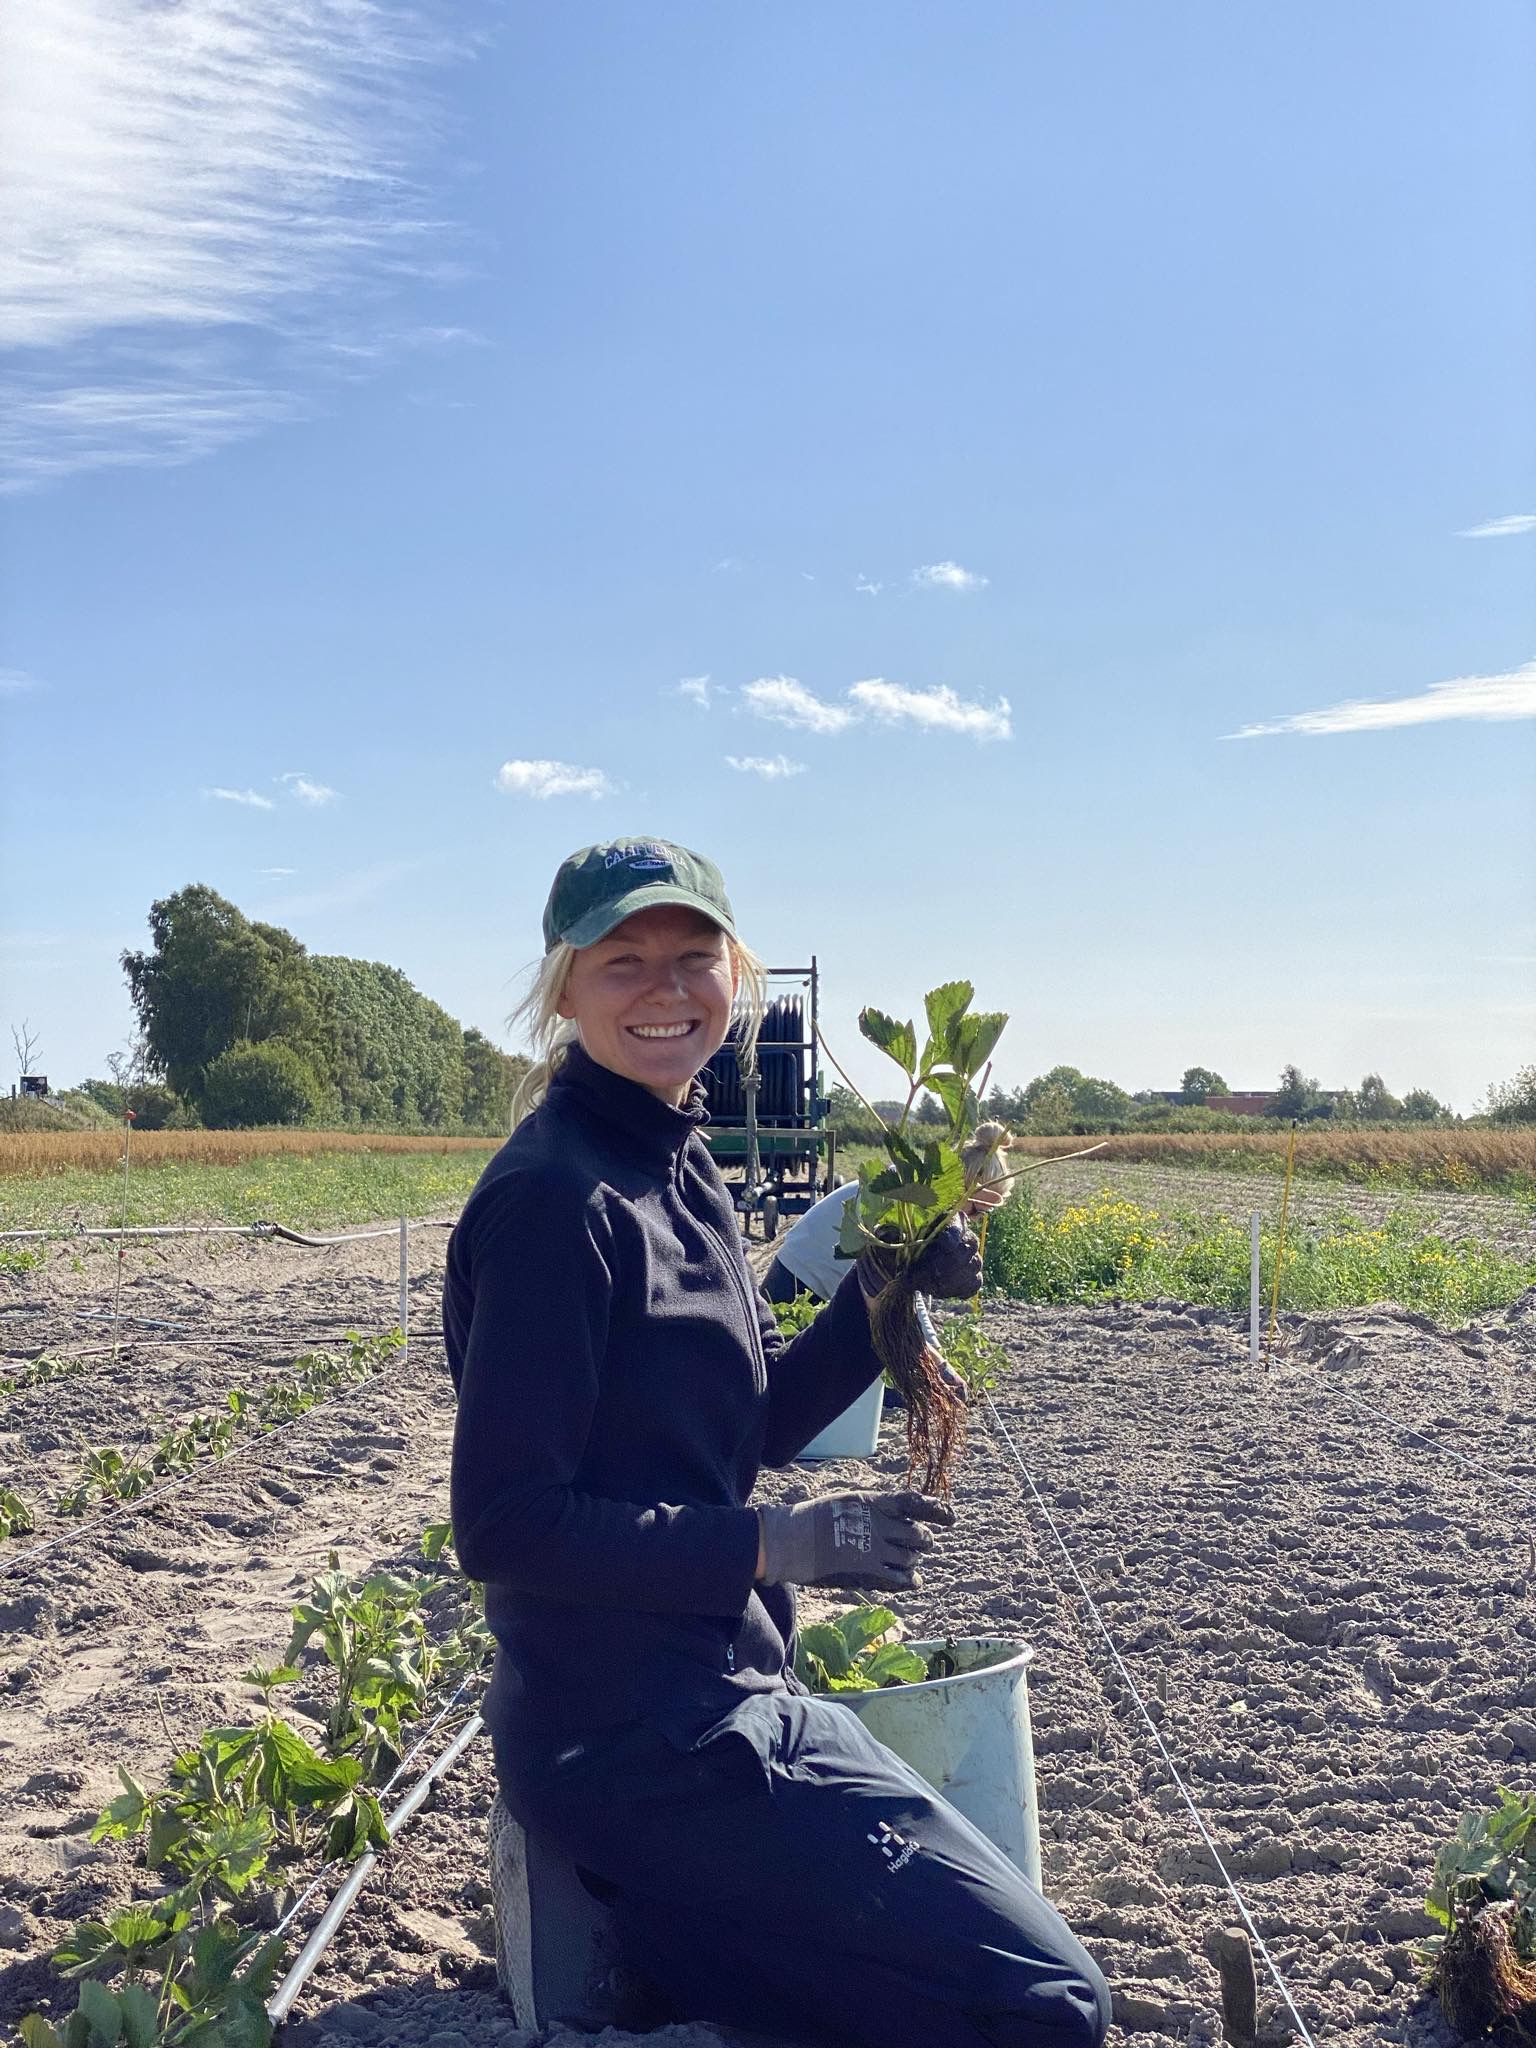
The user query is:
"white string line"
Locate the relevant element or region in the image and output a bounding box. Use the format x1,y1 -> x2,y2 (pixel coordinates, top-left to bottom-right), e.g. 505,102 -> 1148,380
0,1354 -> 447,1582
1289,1368 -> 1536,1513
980,1390 -> 1319,2048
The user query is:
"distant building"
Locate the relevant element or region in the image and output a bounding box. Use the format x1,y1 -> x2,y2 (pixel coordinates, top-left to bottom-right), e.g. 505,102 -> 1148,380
1205,1091 -> 1274,1116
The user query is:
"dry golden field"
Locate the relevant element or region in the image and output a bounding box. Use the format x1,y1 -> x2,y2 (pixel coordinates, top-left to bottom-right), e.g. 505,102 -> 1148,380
0,1127 -> 500,1179
1005,1125 -> 1536,1189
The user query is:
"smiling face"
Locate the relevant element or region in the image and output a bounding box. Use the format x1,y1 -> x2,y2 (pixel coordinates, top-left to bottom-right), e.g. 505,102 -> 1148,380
557,904 -> 738,1105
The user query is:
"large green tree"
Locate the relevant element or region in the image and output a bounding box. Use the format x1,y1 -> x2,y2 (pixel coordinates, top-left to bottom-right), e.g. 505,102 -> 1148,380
121,886 -> 338,1110
1180,1065 -> 1227,1105
310,956 -> 468,1129
462,1029 -> 531,1133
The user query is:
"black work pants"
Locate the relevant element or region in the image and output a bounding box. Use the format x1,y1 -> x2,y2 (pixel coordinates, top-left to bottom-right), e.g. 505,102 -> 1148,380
500,1690 -> 1110,2048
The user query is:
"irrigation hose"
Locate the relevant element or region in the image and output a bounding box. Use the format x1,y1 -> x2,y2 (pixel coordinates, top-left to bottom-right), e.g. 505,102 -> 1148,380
0,1219 -> 456,1244
265,1711 -> 486,2026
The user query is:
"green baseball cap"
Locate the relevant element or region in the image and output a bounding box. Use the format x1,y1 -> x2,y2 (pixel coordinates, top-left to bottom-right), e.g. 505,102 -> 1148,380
541,837 -> 737,952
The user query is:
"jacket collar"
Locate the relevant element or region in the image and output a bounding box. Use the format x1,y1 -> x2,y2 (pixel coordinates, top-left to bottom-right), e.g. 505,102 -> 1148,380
549,1039 -> 709,1171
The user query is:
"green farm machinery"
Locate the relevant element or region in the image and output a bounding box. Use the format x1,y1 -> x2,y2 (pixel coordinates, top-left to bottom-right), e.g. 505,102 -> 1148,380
701,960 -> 836,1238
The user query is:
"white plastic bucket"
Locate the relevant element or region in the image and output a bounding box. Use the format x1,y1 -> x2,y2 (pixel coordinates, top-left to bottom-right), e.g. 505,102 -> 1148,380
793,1375 -> 884,1459
836,1637 -> 1042,1891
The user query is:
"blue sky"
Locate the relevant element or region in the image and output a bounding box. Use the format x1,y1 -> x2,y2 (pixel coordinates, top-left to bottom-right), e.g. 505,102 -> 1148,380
3,1 -> 1533,1113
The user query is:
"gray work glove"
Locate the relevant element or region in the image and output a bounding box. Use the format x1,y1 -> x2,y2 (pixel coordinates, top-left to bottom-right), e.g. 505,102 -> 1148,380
756,1489 -> 956,1591
857,1218 -> 984,1304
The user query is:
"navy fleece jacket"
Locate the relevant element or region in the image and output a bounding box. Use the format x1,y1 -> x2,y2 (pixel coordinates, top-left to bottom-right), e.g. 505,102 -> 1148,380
443,1042 -> 883,1749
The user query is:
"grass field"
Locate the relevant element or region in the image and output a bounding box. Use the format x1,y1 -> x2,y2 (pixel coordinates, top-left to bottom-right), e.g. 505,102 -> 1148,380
0,1143 -> 498,1235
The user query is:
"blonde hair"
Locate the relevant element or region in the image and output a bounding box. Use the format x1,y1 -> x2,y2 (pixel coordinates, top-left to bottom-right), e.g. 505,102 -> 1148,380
961,1119 -> 1014,1192
508,931 -> 767,1128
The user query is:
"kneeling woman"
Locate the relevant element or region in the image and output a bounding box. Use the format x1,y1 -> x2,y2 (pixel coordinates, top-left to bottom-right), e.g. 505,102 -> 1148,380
444,838 -> 1110,2048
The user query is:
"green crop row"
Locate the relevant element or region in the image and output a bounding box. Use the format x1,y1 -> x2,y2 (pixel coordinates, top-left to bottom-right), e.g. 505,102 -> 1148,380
1,1331 -> 404,1541
16,1526 -> 490,2048
982,1188 -> 1536,1324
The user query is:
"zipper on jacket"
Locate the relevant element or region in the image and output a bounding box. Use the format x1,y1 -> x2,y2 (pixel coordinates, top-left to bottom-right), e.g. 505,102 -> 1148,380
687,1177 -> 769,1397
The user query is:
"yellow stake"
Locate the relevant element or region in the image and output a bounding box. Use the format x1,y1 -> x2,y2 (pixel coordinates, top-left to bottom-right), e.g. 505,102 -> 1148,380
973,1208 -> 991,1317
1264,1120 -> 1298,1363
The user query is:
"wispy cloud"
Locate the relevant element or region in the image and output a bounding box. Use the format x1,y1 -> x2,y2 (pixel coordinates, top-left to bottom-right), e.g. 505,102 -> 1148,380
854,576 -> 883,597
0,669 -> 42,693
913,560 -> 989,592
204,786 -> 276,809
0,0 -> 468,490
1458,514 -> 1536,539
849,678 -> 1012,742
725,754 -> 806,780
257,860 -> 419,921
257,868 -> 297,879
673,675 -> 717,710
1228,659 -> 1536,738
496,759 -> 615,800
741,676 -> 857,735
280,771 -> 339,806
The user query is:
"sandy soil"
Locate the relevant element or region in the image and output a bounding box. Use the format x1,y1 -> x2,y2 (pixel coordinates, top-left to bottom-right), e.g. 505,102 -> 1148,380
3,1225 -> 1535,2047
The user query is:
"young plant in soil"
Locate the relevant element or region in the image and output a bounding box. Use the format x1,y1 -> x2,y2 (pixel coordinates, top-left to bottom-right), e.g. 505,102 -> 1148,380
26,1911 -> 281,2047
0,1353 -> 88,1401
933,1315 -> 1008,1400
284,1552 -> 443,1776
36,1520 -> 491,2048
1423,1786 -> 1536,2038
0,1485 -> 35,1538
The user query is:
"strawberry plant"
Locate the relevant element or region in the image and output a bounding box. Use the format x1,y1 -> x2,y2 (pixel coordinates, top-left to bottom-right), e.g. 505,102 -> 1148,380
769,1291 -> 825,1337
793,1605 -> 929,1693
29,1513 -> 493,2048
934,1314 -> 1007,1399
827,981 -> 1007,1488
1423,1787 -> 1536,2036
285,1553 -> 442,1774
0,1486 -> 35,1539
0,1353 -> 87,1401
30,1905 -> 281,2046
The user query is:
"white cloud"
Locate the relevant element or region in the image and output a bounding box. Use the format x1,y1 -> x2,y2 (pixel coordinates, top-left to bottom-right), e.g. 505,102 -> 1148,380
496,759 -> 615,800
1458,514 -> 1536,539
0,0 -> 466,490
854,576 -> 883,596
674,675 -> 716,710
280,771 -> 339,806
741,675 -> 856,735
725,754 -> 806,780
257,867 -> 296,878
0,668 -> 40,693
848,677 -> 1013,742
204,786 -> 276,809
1228,659 -> 1536,739
914,560 -> 989,592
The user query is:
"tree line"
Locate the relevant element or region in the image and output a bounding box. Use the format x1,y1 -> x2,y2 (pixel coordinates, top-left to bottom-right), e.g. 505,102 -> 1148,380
831,1058 -> 1535,1141
80,885 -> 529,1133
